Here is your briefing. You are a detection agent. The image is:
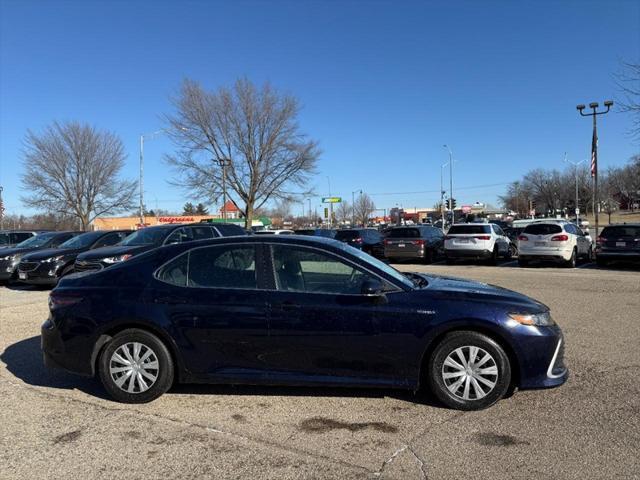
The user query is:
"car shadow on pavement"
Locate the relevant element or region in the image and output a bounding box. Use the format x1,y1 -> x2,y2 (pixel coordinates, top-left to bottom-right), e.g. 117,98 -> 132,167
2,283 -> 52,291
1,335 -> 109,400
1,336 -> 445,407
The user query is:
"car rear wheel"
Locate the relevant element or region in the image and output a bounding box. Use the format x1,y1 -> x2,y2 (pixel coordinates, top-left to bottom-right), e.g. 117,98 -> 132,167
518,258 -> 528,267
98,329 -> 174,403
427,331 -> 511,411
565,248 -> 577,268
487,246 -> 499,265
423,249 -> 433,264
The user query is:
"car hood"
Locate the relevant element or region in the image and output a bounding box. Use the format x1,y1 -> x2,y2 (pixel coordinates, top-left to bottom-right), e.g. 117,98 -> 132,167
418,273 -> 547,310
0,246 -> 41,258
76,244 -> 152,261
21,247 -> 86,261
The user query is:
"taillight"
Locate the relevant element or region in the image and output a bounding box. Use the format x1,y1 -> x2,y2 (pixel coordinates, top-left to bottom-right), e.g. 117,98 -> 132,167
475,235 -> 491,240
551,234 -> 569,242
353,237 -> 363,244
412,239 -> 426,246
596,236 -> 604,245
444,235 -> 453,240
48,292 -> 83,310
518,235 -> 528,241
384,239 -> 391,245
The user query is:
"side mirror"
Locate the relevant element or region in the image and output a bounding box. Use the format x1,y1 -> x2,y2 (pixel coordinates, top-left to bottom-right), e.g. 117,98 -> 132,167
361,278 -> 384,296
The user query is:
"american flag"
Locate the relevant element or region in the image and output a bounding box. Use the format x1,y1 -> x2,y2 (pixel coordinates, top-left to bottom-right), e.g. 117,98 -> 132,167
590,126 -> 598,178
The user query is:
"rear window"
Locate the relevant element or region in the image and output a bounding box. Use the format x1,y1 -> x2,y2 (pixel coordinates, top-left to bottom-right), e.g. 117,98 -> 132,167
388,228 -> 421,238
215,224 -> 247,236
448,225 -> 491,235
335,230 -> 362,240
523,224 -> 563,235
600,226 -> 640,238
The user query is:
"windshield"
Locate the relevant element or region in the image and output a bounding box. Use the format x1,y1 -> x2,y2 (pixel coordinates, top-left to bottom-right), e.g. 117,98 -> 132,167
448,225 -> 491,234
524,224 -> 563,235
600,226 -> 640,238
338,242 -> 414,289
388,228 -> 421,238
335,230 -> 362,240
119,227 -> 169,246
16,233 -> 56,248
59,231 -> 103,249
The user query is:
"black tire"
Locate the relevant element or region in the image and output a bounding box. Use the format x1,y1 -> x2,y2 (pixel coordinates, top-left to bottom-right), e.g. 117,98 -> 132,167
487,246 -> 499,265
586,247 -> 593,262
508,244 -> 517,259
98,329 -> 174,404
565,248 -> 577,268
518,259 -> 528,267
427,331 -> 511,411
423,249 -> 434,264
445,257 -> 455,265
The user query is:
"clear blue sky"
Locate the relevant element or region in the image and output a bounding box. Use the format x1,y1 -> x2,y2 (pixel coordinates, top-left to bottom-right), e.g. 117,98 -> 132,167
1,0 -> 639,217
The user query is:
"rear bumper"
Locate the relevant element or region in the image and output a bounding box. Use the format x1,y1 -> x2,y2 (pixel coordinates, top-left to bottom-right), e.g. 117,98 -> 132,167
385,248 -> 425,259
596,251 -> 640,261
444,248 -> 491,259
518,254 -> 568,263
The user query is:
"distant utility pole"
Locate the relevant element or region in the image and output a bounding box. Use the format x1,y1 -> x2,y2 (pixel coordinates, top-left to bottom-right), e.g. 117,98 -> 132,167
576,100 -> 613,236
351,189 -> 362,226
217,158 -> 232,220
443,145 -> 454,211
563,153 -> 586,223
0,186 -> 4,230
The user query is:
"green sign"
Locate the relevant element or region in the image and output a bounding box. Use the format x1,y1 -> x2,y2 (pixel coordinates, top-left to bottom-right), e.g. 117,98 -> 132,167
322,197 -> 342,203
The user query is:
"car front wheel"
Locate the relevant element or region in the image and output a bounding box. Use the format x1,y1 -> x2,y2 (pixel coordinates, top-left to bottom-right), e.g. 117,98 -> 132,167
98,329 -> 174,403
427,331 -> 511,410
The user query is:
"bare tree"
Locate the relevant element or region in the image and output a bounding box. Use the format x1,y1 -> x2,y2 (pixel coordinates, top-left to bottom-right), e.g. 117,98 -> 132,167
335,201 -> 352,225
352,193 -> 375,227
615,62 -> 640,138
21,121 -> 136,230
164,78 -> 320,228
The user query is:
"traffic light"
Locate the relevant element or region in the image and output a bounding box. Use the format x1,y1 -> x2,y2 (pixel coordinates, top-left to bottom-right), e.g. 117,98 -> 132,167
449,198 -> 457,209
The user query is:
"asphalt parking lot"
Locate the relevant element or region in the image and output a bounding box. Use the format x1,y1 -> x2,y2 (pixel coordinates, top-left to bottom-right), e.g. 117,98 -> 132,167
1,263 -> 639,480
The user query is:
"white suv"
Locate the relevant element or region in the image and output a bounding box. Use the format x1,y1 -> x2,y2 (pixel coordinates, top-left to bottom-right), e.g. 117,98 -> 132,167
517,221 -> 592,268
444,223 -> 512,264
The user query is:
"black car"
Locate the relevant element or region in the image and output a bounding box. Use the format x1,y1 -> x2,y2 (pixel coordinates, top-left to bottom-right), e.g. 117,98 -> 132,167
43,236 -> 567,410
17,230 -> 132,286
0,230 -> 46,249
293,228 -> 337,238
0,231 -> 82,282
334,228 -> 384,258
383,226 -> 444,263
595,224 -> 640,267
74,223 -> 246,273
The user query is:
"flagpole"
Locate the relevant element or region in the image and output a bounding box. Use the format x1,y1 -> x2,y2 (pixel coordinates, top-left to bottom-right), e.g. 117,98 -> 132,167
576,100 -> 613,239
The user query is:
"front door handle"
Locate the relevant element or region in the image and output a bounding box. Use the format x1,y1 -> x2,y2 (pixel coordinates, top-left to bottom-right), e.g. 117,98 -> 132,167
272,301 -> 298,311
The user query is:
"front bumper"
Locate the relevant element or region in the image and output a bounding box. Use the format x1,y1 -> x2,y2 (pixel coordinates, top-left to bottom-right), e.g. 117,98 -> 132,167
41,318 -> 95,377
17,262 -> 63,285
512,323 -> 568,389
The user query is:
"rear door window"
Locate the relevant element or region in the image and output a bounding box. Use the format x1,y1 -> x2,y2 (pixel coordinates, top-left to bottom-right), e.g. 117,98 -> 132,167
187,226 -> 214,240
11,232 -> 33,243
188,246 -> 257,289
523,224 -> 563,235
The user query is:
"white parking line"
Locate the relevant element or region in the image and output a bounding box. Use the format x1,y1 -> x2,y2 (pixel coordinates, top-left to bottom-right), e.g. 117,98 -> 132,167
500,260 -> 518,267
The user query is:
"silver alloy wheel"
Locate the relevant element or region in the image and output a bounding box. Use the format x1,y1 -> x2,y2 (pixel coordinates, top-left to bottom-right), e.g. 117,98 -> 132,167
109,342 -> 159,394
442,346 -> 498,401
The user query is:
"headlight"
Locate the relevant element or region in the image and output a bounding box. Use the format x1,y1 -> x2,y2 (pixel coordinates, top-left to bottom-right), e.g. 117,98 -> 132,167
508,311 -> 555,327
102,254 -> 132,264
0,255 -> 11,261
43,255 -> 64,263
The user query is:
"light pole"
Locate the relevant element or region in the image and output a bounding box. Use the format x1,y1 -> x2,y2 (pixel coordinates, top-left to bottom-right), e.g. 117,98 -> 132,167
577,100 -> 613,236
563,153 -> 586,223
443,145 -> 454,212
440,161 -> 449,232
217,158 -> 232,220
0,186 -> 4,230
351,189 -> 361,226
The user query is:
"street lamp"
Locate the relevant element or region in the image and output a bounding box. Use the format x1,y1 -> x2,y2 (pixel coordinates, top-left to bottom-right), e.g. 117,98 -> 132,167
326,176 -> 333,227
139,127 -> 188,226
440,161 -> 449,232
563,153 -> 586,223
351,189 -> 362,226
576,100 -> 613,235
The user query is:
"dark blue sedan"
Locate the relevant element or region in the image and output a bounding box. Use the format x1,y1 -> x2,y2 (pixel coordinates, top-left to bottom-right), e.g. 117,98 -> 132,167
41,236 -> 567,410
